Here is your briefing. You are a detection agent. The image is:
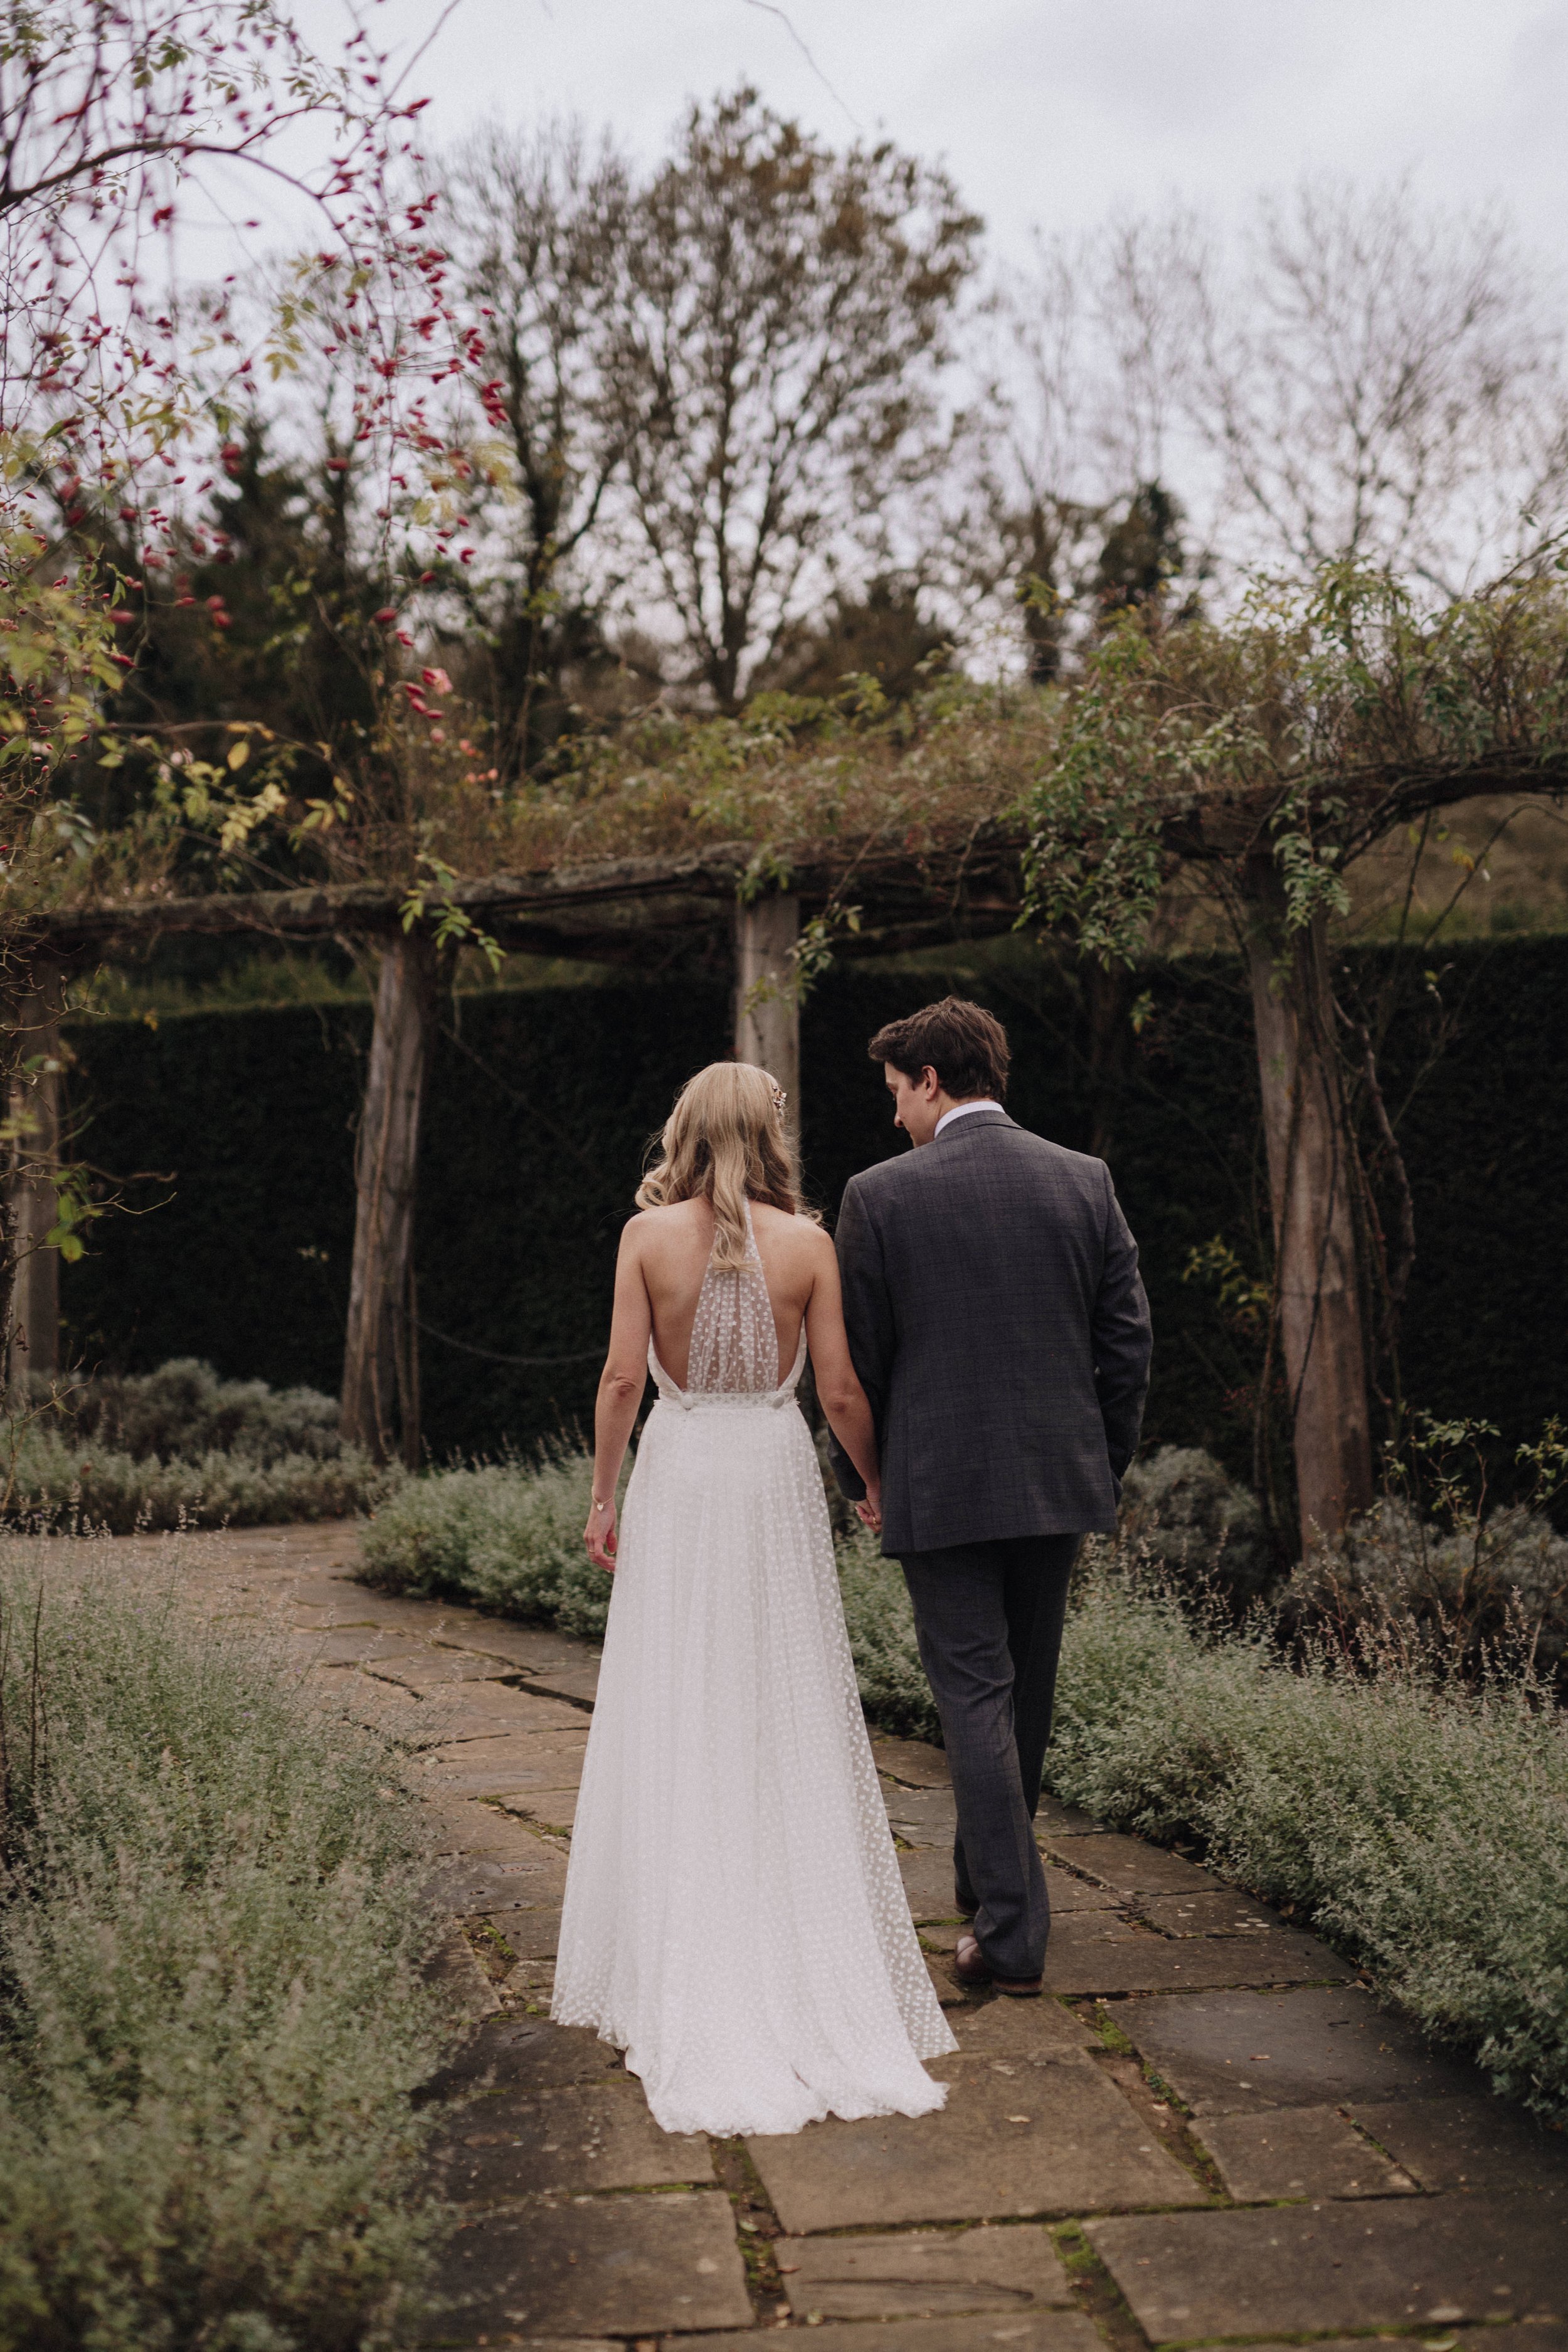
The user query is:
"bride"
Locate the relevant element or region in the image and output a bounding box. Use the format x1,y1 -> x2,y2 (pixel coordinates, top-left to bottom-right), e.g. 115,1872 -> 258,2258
551,1061 -> 955,2137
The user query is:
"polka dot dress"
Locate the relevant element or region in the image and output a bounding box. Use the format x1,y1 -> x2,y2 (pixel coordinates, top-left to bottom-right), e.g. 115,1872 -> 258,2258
552,1204 -> 955,2136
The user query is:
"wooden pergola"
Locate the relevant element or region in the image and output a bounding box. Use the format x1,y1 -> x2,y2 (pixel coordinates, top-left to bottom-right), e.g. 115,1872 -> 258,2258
11,829 -> 1025,1456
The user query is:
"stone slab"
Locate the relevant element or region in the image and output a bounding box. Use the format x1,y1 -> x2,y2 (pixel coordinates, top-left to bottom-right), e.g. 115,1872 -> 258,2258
506,1658 -> 601,1704
368,1649 -> 520,1687
948,1996 -> 1099,2056
1115,1984 -> 1485,2114
406,1692 -> 586,1742
1351,2095 -> 1568,2193
492,1786 -> 580,1831
1236,2329 -> 1568,2352
884,1784 -> 960,1845
287,1625 -> 426,1665
430,2339 -> 620,2352
1194,2104 -> 1417,2200
503,1957 -> 556,2005
926,1956 -> 971,2010
1088,2190 -> 1568,2338
432,2083 -> 711,2201
1138,1890 -> 1286,1936
898,1846 -> 964,1922
429,2340 -> 620,2351
748,2050 -> 1205,2230
425,1931 -> 502,2020
873,1734 -> 951,1788
1042,1833 -> 1216,1896
1036,1794 -> 1110,1836
1046,1924 -> 1348,1996
429,1621 -> 600,1675
482,1907 -> 563,1960
424,1737 -> 588,1798
427,1825 -> 568,1878
677,2314 -> 1104,2352
421,2016 -> 627,2100
426,1849 -> 568,1912
364,1675 -> 585,1731
900,1849 -> 1118,1924
776,2222 -> 1073,2319
433,2188 -> 750,2339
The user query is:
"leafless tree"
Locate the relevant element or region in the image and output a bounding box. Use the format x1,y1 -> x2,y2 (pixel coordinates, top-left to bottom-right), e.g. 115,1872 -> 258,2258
1004,181 -> 1568,617
1194,183 -> 1568,594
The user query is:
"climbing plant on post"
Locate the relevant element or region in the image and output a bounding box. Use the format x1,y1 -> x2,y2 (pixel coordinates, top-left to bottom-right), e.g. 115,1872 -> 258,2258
1022,568 -> 1568,1553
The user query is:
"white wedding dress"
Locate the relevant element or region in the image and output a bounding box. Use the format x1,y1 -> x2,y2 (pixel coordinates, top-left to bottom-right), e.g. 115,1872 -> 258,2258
552,1204 -> 955,2136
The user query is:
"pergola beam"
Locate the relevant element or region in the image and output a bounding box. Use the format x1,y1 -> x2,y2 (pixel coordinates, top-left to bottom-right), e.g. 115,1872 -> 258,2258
19,833 -> 1026,961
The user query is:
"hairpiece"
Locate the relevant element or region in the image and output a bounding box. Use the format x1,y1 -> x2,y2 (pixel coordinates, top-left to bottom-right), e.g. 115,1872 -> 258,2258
770,1083 -> 788,1118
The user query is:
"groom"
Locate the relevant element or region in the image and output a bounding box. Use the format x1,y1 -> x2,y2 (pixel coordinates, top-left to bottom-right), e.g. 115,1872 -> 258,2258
829,996 -> 1151,1995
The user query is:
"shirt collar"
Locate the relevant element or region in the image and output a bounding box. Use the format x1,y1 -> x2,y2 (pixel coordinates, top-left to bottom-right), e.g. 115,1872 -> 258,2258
934,1098 -> 1001,1139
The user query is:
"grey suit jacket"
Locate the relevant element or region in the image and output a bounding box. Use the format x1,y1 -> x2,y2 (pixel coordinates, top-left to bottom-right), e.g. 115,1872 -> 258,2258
828,1109 -> 1152,1555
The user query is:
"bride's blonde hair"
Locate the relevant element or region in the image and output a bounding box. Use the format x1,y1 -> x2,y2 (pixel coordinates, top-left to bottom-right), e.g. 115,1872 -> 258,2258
637,1061 -> 815,1271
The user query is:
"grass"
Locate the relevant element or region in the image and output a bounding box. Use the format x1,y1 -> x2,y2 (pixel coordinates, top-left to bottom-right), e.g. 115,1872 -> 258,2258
357,1440 -> 1568,2121
0,1535 -> 457,2350
4,1361 -> 401,1534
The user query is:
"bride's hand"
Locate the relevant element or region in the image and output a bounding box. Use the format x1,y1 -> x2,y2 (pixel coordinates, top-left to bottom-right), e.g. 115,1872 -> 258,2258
585,1495 -> 618,1572
856,1478 -> 882,1535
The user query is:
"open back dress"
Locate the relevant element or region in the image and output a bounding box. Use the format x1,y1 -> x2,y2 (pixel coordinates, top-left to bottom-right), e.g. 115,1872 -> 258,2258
551,1202 -> 955,2136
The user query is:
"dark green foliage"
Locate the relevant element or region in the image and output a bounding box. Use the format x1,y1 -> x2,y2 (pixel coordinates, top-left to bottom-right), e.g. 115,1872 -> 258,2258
60,999 -> 369,1401
58,936 -> 1568,1475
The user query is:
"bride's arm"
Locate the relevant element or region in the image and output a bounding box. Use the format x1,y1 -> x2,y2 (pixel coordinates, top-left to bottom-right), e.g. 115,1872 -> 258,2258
803,1237 -> 882,1527
585,1222 -> 653,1571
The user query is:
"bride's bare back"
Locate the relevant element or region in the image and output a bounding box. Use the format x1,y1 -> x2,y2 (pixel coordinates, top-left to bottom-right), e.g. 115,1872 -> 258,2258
635,1197 -> 820,1391
586,1190 -> 880,1569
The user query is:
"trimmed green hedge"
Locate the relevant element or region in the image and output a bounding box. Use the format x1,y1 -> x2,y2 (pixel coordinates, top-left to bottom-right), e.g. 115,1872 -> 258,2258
59,936 -> 1568,1472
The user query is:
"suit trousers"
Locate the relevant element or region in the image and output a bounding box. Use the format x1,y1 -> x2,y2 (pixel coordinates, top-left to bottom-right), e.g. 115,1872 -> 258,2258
898,1534 -> 1080,1982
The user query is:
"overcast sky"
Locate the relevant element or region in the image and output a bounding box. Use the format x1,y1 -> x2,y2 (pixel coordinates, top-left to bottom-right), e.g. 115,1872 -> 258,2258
373,0 -> 1568,262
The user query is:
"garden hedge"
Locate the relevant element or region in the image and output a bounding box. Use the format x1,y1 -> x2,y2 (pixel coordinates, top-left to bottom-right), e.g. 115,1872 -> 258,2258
59,934 -> 1568,1475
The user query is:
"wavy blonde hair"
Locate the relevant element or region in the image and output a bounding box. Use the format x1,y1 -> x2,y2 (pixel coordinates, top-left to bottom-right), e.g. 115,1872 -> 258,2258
637,1061 -> 814,1270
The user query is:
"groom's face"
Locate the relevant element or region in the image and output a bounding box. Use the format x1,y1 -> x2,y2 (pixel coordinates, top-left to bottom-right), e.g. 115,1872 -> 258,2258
884,1061 -> 943,1148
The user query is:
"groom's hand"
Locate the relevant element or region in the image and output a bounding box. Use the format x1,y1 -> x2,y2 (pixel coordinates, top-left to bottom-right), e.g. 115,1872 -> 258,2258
855,1481 -> 882,1535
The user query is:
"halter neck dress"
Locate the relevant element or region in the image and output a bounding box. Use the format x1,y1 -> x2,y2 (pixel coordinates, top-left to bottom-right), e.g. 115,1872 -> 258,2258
551,1202 -> 954,2136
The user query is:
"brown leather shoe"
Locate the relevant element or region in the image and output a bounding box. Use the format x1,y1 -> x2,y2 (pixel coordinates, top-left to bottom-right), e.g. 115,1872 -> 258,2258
948,1933 -> 1042,1998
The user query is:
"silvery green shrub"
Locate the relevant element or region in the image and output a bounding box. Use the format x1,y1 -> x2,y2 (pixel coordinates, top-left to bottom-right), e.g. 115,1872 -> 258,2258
19,1359 -> 351,1465
3,1423 -> 400,1535
0,1545 -> 457,2348
360,1444 -> 612,1641
1116,1444 -> 1273,1609
835,1526 -> 940,1742
1049,1557 -> 1568,2119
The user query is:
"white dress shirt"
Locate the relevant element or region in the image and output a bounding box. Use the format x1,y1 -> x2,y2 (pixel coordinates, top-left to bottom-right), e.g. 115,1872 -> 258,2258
934,1098 -> 1000,1139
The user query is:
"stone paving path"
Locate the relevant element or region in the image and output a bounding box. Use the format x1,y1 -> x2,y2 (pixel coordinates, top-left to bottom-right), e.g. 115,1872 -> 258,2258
114,1526 -> 1568,2351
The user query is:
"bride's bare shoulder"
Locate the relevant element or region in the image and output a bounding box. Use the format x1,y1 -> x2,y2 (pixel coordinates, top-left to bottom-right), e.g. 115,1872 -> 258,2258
750,1200 -> 832,1257
623,1199 -> 711,1253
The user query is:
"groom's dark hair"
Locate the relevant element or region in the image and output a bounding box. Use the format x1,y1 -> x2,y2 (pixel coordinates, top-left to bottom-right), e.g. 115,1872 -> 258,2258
867,996 -> 1010,1101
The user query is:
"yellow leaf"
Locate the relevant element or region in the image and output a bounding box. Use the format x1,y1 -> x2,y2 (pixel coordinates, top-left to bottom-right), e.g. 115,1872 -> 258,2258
227,739 -> 250,770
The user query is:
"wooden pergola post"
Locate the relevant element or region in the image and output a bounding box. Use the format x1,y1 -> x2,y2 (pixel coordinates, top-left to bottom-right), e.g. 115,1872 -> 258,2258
5,951 -> 66,1390
1244,859 -> 1374,1552
340,930 -> 442,1465
733,893 -> 801,1122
